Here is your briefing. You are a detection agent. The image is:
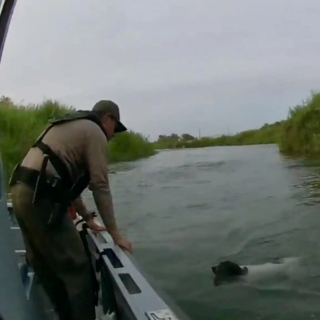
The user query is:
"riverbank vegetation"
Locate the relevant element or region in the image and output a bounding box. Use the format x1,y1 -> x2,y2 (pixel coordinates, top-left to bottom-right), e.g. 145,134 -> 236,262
278,92 -> 320,157
154,92 -> 320,156
154,122 -> 284,149
0,97 -> 156,184
1,91 -> 320,184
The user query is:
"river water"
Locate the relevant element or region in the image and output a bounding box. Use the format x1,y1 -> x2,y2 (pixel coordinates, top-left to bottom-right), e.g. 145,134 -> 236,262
85,145 -> 320,320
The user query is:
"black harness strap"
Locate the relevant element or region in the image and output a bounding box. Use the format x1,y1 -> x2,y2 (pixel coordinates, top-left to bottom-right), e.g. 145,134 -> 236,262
30,121 -> 74,190
35,141 -> 73,189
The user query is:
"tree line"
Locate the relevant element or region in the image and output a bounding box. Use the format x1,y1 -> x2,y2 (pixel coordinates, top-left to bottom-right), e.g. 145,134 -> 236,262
157,133 -> 195,142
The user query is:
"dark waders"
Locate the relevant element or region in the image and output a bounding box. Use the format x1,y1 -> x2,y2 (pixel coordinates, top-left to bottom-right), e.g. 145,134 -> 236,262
11,183 -> 96,320
8,112 -> 108,319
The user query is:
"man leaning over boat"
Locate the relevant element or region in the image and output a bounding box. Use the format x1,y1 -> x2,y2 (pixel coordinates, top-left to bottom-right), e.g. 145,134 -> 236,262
9,100 -> 132,320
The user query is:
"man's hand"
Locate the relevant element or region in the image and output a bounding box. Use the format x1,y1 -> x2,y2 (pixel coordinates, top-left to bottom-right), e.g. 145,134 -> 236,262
110,230 -> 133,253
114,236 -> 133,254
86,218 -> 106,232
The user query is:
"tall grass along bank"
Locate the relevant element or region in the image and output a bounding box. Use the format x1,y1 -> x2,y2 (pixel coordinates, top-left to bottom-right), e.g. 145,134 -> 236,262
0,97 -> 156,185
154,92 -> 320,157
279,92 -> 320,157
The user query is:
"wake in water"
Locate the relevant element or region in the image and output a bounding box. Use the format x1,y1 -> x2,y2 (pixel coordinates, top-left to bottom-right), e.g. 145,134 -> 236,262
239,257 -> 301,283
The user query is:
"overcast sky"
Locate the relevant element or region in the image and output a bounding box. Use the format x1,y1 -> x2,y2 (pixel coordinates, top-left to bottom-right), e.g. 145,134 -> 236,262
0,0 -> 319,140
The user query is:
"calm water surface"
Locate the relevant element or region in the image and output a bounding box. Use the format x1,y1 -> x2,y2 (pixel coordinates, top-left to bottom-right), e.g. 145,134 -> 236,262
85,145 -> 320,320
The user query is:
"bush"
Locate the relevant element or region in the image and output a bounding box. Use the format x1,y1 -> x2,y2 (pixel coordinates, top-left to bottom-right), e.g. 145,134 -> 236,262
109,131 -> 156,162
279,92 -> 320,156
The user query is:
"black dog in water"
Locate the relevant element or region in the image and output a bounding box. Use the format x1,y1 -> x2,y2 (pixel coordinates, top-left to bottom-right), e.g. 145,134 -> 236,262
211,261 -> 248,286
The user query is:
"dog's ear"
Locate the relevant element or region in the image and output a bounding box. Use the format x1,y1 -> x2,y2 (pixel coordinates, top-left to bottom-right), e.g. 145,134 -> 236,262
211,266 -> 217,274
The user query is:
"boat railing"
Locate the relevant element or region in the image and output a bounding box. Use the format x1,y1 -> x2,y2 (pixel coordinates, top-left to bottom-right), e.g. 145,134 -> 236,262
81,223 -> 191,320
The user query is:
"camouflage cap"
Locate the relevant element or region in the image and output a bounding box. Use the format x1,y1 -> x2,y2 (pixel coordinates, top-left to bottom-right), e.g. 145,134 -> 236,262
92,100 -> 127,133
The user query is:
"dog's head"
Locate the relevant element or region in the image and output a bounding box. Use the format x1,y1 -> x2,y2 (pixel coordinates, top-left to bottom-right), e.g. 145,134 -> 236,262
211,261 -> 248,278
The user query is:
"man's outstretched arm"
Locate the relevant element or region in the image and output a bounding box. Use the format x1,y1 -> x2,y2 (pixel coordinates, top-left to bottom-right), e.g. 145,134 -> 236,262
83,124 -> 132,253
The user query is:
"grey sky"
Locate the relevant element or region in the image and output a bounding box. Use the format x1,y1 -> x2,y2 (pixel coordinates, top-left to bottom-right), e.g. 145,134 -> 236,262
0,0 -> 319,140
